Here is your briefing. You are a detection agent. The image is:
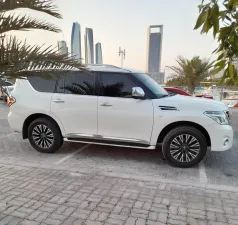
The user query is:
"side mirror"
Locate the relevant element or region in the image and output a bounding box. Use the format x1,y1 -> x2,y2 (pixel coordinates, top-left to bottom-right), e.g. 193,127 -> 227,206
132,87 -> 145,98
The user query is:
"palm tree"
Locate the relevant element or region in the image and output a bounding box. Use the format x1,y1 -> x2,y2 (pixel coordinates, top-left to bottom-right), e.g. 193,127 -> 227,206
0,0 -> 83,81
168,56 -> 215,94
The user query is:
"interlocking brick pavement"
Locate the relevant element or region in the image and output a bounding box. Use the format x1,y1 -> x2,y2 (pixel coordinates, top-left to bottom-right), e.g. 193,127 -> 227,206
0,165 -> 237,225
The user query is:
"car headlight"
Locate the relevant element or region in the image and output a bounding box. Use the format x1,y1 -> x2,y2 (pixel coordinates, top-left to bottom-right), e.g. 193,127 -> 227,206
204,111 -> 230,125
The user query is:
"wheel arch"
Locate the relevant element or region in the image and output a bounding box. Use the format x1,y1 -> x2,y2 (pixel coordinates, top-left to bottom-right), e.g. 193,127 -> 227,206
157,121 -> 211,147
22,113 -> 65,139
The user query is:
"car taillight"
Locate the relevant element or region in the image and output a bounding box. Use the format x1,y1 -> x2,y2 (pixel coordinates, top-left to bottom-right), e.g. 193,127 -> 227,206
7,96 -> 16,107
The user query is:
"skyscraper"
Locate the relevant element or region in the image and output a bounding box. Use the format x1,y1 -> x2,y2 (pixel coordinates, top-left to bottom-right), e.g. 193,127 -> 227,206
57,41 -> 68,55
71,22 -> 81,60
146,25 -> 163,76
85,28 -> 94,64
95,42 -> 103,64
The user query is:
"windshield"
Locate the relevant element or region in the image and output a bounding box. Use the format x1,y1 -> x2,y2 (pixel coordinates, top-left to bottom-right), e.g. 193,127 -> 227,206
133,73 -> 168,98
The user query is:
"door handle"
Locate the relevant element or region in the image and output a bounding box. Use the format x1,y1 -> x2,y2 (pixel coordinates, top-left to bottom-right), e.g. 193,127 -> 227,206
53,99 -> 65,103
101,102 -> 112,107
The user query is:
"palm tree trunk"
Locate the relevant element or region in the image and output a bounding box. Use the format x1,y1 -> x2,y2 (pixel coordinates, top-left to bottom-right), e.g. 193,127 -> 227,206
0,78 -> 4,99
188,84 -> 196,95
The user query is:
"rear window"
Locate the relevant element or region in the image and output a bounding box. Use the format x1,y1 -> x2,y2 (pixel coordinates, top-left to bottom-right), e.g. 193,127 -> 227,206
28,77 -> 57,93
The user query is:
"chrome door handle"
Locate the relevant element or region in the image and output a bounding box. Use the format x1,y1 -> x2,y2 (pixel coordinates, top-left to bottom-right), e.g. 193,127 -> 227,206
53,99 -> 65,103
101,102 -> 112,107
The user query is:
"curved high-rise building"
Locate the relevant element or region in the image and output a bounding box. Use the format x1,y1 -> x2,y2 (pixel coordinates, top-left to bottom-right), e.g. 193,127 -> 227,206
85,28 -> 94,64
95,42 -> 103,64
71,22 -> 81,60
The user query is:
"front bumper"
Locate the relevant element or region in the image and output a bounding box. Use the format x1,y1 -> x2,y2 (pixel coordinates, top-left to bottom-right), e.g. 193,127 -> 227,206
206,123 -> 233,151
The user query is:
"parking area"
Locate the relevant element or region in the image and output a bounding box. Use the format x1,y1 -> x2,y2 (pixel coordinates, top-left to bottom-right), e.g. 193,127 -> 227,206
1,101 -> 238,225
0,100 -> 238,190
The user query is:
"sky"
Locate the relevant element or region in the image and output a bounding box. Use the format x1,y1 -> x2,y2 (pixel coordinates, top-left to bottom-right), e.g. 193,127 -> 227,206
15,0 -> 218,77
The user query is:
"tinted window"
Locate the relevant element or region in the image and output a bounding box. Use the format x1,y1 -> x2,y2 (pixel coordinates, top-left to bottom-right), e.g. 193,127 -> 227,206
100,73 -> 135,98
57,71 -> 95,95
28,77 -> 57,93
4,81 -> 13,86
133,73 -> 168,98
167,90 -> 178,96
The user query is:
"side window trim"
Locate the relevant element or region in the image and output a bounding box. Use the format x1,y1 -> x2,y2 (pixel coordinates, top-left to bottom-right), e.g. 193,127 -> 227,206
55,75 -> 63,94
94,72 -> 101,96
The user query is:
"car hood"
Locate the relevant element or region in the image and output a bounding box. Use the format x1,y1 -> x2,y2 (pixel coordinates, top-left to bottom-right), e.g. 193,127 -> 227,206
155,94 -> 228,112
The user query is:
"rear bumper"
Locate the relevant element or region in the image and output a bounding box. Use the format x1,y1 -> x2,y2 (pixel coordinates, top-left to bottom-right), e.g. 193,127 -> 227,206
206,123 -> 233,151
8,111 -> 24,133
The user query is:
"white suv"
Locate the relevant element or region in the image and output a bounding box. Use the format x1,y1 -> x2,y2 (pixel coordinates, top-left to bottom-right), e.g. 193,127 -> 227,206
8,65 -> 233,167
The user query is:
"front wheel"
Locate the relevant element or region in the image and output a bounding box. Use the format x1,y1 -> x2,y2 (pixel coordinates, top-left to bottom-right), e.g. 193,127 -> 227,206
28,118 -> 63,153
162,126 -> 207,168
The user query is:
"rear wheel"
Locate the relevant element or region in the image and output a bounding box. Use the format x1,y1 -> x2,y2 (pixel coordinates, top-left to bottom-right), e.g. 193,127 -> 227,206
28,118 -> 63,153
162,126 -> 207,168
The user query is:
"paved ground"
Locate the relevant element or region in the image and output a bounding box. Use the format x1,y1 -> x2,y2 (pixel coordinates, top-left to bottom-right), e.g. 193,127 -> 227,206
0,101 -> 238,225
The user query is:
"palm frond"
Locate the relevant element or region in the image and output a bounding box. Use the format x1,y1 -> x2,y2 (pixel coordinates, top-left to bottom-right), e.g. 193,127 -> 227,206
167,66 -> 184,77
168,56 -> 215,94
0,0 -> 62,18
0,36 -> 84,78
0,13 -> 61,35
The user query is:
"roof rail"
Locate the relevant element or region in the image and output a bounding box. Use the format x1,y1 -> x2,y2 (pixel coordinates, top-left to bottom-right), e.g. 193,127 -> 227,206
87,64 -> 121,69
85,64 -> 132,73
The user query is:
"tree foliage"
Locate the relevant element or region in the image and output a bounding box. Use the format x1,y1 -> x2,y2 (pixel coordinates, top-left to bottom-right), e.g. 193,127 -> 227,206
194,0 -> 238,84
0,0 -> 83,80
167,56 -> 215,94
166,77 -> 187,87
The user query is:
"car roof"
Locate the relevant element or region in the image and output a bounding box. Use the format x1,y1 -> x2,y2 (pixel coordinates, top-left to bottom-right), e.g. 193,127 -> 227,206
19,64 -> 144,78
86,64 -> 144,73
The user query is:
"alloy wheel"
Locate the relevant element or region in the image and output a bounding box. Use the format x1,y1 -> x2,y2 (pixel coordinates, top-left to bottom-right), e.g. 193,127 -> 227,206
170,134 -> 200,162
32,124 -> 54,148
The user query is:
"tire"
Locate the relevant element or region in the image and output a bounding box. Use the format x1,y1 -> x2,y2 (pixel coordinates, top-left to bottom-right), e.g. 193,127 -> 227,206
162,126 -> 207,168
28,118 -> 63,153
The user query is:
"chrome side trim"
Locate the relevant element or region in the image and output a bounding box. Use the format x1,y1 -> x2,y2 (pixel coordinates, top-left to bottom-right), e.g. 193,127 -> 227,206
66,134 -> 149,145
102,136 -> 149,145
64,138 -> 156,150
67,133 -> 96,138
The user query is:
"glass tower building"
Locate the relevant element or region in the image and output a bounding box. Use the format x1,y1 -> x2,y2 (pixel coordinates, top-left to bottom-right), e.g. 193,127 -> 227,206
85,28 -> 94,64
146,25 -> 163,75
57,41 -> 68,55
95,42 -> 103,64
71,22 -> 81,60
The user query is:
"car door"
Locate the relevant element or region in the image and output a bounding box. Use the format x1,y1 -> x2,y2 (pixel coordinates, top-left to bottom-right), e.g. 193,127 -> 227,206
51,71 -> 97,137
97,72 -> 154,145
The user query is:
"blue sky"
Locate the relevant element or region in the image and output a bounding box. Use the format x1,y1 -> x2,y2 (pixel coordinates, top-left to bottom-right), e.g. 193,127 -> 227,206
17,0 -> 217,74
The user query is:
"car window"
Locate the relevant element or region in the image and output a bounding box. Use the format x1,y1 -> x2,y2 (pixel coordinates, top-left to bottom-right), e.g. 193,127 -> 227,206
28,76 -> 57,93
100,73 -> 136,98
167,90 -> 178,96
57,71 -> 95,95
4,81 -> 13,86
133,73 -> 168,98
